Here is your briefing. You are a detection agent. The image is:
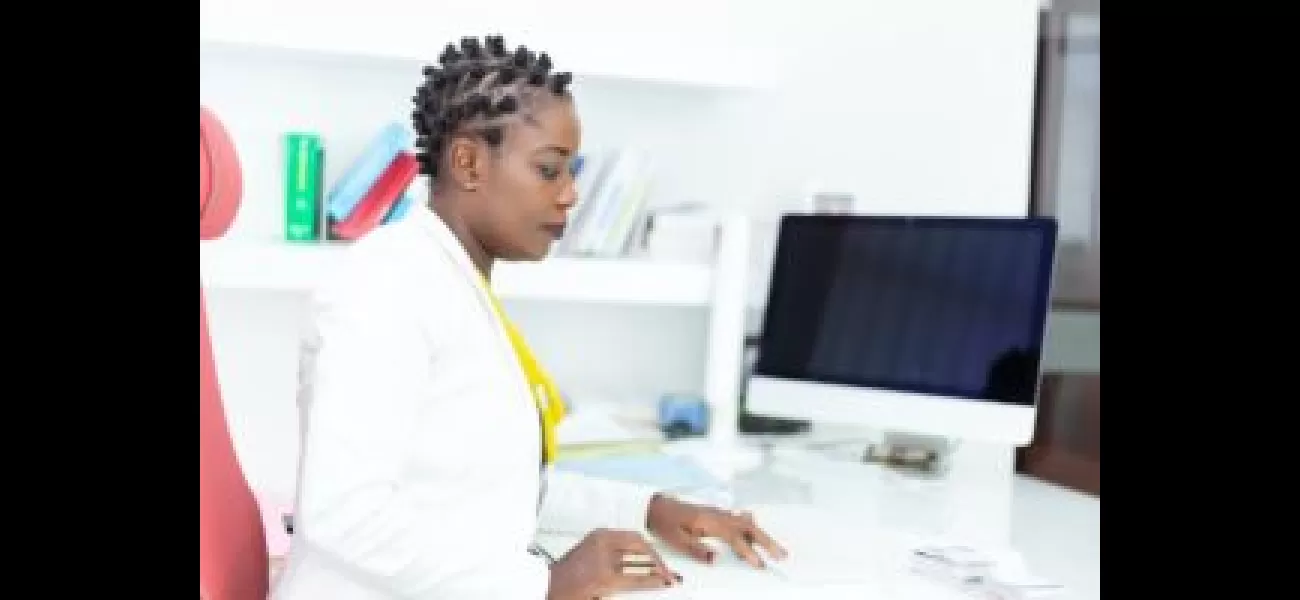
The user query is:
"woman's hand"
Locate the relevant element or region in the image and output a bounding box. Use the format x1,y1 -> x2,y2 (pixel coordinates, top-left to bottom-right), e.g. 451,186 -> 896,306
547,528 -> 681,600
645,495 -> 788,568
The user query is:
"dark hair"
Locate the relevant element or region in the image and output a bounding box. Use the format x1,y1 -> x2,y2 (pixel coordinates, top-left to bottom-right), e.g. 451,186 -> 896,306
412,35 -> 574,179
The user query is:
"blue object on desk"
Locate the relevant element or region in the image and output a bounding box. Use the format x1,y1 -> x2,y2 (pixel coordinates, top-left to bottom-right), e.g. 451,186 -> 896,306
658,393 -> 709,438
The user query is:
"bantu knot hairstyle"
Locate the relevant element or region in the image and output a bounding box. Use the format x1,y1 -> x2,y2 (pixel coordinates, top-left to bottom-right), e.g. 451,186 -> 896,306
412,34 -> 576,178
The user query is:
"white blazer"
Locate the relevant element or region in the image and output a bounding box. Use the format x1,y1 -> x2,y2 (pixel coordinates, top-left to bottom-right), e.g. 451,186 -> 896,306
272,203 -> 660,599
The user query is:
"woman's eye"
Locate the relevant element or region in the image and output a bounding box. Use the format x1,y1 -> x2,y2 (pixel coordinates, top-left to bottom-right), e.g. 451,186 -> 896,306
538,164 -> 561,180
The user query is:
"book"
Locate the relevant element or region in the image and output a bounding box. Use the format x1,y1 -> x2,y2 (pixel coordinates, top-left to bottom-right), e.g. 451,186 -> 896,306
555,148 -> 653,257
331,152 -> 420,240
325,122 -> 412,222
283,132 -> 323,242
553,407 -> 664,460
382,192 -> 416,225
314,142 -> 328,240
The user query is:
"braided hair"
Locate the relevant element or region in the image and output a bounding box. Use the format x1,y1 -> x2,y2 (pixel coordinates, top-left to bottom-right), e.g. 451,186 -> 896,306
412,35 -> 575,179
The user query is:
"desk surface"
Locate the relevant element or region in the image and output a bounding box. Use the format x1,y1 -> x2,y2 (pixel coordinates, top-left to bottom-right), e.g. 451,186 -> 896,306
539,435 -> 1099,600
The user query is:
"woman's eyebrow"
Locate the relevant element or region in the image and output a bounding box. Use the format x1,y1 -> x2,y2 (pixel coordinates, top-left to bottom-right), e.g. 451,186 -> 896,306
534,145 -> 572,157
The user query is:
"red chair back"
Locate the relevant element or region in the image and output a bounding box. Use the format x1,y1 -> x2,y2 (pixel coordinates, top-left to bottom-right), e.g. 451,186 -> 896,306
200,106 -> 269,600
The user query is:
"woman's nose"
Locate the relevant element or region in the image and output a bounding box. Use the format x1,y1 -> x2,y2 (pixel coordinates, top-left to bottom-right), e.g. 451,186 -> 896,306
558,180 -> 578,210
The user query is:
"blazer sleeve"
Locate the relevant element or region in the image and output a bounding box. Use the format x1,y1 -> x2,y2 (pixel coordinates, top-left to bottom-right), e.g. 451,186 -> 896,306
295,260 -> 551,599
537,469 -> 661,535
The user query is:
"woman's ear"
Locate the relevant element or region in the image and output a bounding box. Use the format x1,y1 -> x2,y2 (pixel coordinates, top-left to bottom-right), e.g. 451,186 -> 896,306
445,136 -> 483,192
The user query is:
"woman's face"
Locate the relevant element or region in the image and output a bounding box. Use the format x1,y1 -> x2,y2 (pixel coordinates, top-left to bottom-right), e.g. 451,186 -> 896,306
471,96 -> 582,261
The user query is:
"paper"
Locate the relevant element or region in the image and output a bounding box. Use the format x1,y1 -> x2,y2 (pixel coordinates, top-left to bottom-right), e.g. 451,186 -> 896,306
556,409 -> 656,446
555,407 -> 664,459
905,538 -> 1066,599
553,454 -> 727,495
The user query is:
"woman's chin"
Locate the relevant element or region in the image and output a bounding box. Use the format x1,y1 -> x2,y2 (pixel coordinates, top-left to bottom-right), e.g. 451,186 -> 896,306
502,244 -> 552,262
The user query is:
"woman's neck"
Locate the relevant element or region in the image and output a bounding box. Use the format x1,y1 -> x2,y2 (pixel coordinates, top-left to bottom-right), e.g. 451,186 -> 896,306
431,200 -> 493,279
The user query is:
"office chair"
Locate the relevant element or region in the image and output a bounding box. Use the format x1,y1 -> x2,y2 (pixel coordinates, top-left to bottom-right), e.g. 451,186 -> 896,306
200,105 -> 270,600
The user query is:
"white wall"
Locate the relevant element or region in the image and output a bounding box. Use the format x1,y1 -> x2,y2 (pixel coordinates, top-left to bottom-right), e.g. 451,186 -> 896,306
201,0 -> 1046,503
1054,14 -> 1100,243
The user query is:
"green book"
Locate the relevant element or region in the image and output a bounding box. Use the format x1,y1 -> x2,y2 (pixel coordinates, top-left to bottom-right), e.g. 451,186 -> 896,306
314,143 -> 328,241
284,132 -> 323,242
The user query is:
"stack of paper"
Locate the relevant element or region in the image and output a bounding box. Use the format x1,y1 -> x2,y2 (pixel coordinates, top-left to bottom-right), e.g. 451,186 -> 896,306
908,543 -> 993,589
905,539 -> 1068,600
555,407 -> 663,459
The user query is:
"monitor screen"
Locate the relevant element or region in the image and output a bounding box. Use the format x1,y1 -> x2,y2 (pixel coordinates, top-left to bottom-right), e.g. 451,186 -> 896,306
754,215 -> 1058,407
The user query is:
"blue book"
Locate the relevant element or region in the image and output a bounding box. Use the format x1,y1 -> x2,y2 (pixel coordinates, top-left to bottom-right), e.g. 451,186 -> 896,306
326,123 -> 413,222
382,192 -> 416,225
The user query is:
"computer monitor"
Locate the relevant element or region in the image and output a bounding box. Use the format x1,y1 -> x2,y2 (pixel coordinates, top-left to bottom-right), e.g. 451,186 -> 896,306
745,214 -> 1058,446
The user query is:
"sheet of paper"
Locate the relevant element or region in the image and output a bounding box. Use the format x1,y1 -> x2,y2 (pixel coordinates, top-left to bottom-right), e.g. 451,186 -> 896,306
556,409 -> 657,446
553,454 -> 727,495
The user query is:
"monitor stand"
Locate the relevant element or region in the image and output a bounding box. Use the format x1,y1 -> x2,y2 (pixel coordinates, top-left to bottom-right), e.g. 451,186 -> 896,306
738,339 -> 812,436
861,431 -> 957,476
737,411 -> 812,435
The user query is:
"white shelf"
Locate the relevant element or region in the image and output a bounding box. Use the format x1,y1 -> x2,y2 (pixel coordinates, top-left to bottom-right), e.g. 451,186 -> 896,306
200,239 -> 715,308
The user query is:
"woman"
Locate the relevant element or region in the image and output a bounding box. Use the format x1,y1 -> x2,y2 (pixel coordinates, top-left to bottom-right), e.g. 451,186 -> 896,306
273,35 -> 786,600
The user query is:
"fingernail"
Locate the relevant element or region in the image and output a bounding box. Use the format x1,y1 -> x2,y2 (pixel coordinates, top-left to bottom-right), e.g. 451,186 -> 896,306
674,573 -> 683,583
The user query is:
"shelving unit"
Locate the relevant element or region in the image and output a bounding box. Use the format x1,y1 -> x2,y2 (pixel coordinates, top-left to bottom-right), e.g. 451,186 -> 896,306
200,239 -> 714,308
199,218 -> 752,445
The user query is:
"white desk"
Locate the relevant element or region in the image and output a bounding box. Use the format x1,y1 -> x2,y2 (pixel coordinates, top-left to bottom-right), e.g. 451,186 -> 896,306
538,433 -> 1099,599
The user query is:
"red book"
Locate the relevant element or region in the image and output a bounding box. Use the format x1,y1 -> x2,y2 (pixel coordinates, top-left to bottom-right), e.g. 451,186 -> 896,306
332,152 -> 419,241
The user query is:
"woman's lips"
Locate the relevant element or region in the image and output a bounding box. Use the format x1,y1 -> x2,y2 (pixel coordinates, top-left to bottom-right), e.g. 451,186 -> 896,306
542,223 -> 567,238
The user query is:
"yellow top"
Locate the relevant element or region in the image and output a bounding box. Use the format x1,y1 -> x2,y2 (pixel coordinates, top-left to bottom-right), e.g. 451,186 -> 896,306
479,276 -> 568,465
